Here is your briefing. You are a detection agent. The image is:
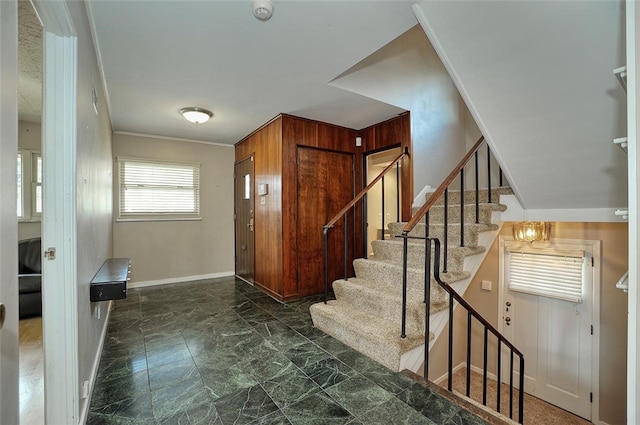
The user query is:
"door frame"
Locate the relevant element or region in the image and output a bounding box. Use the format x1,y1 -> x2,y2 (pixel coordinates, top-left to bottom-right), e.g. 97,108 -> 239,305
0,1 -> 20,423
498,236 -> 600,423
363,145 -> 403,258
33,1 -> 80,423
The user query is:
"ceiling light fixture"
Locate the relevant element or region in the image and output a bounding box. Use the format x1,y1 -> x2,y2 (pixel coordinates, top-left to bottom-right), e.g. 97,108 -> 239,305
179,107 -> 213,124
252,0 -> 273,21
512,221 -> 551,243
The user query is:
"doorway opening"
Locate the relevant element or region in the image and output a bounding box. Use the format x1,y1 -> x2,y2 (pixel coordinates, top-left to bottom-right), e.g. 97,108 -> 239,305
17,1 -> 43,423
365,147 -> 402,257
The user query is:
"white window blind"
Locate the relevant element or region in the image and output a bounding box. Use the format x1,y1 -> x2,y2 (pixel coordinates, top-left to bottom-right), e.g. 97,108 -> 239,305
118,158 -> 200,218
508,249 -> 584,303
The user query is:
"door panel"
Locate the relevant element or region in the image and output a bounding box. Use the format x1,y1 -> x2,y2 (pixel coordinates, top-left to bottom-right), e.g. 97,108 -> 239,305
297,147 -> 354,296
235,157 -> 255,283
503,266 -> 592,420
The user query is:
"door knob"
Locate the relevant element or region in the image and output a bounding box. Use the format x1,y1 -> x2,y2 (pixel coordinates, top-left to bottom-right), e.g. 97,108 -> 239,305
505,316 -> 511,326
0,303 -> 5,330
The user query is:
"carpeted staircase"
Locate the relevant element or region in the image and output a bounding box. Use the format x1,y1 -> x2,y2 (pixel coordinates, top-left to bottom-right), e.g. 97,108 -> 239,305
310,188 -> 511,372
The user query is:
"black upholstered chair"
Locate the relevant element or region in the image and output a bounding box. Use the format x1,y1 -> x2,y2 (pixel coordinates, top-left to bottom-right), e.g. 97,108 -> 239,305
18,237 -> 42,318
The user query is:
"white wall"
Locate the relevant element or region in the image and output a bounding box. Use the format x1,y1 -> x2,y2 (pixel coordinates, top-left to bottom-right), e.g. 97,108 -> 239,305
18,120 -> 41,240
112,133 -> 235,284
414,1 -> 627,211
330,25 -> 471,197
68,1 -> 114,420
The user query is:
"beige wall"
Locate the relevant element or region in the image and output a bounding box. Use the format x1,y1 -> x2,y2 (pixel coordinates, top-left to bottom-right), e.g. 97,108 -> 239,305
18,120 -> 41,240
68,0 -> 115,419
429,222 -> 628,424
112,133 -> 235,283
329,25 -> 472,195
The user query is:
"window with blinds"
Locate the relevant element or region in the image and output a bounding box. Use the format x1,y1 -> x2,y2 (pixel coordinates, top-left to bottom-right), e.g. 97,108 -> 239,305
118,158 -> 200,219
507,248 -> 585,303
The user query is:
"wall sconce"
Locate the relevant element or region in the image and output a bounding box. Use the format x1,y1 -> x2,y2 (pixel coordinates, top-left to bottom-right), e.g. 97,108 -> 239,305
512,221 -> 550,243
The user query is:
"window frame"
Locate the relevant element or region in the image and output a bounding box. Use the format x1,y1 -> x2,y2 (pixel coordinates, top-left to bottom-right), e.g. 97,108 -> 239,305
116,156 -> 202,222
17,149 -> 42,222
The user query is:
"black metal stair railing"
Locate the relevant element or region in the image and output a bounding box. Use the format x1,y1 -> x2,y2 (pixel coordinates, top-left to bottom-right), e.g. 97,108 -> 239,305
322,147 -> 409,303
399,136 -> 525,423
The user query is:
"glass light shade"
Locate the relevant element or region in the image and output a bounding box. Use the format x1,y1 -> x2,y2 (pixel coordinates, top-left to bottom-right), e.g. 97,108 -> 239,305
180,107 -> 212,124
512,221 -> 550,243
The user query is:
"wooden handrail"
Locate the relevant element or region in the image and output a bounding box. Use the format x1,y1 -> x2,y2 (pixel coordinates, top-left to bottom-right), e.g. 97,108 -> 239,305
324,147 -> 409,229
402,136 -> 485,234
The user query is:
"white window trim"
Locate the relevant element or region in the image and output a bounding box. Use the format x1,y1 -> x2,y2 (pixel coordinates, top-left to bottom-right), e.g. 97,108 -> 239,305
116,156 -> 201,222
18,148 -> 42,222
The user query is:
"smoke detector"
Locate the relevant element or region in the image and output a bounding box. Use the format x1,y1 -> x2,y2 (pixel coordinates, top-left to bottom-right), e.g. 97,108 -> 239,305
252,0 -> 273,21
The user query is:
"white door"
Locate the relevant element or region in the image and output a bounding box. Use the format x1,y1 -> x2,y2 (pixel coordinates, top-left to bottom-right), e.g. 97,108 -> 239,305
0,1 -> 20,424
501,241 -> 596,421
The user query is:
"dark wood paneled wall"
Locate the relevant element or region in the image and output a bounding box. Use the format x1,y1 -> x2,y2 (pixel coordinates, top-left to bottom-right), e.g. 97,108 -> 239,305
282,115 -> 360,299
235,112 -> 411,301
235,116 -> 284,299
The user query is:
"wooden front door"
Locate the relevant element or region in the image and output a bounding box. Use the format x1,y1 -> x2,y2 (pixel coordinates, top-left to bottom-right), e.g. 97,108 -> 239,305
296,147 -> 355,296
234,157 -> 255,283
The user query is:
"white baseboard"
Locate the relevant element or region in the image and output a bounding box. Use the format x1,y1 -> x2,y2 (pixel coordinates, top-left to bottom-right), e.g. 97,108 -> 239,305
432,362 -> 502,387
78,300 -> 113,425
433,361 -> 467,385
129,271 -> 235,289
412,185 -> 434,208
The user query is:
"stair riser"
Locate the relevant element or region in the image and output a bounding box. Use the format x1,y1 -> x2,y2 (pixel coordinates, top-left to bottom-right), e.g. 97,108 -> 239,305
310,306 -> 404,371
423,204 -> 495,225
371,240 -> 466,272
353,260 -> 456,302
388,223 -> 479,247
333,281 -> 427,335
425,188 -> 511,205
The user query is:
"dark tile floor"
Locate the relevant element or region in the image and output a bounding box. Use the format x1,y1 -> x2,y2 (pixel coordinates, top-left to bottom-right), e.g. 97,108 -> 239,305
88,277 -> 488,425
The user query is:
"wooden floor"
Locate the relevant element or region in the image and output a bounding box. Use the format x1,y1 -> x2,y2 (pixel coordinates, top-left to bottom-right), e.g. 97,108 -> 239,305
19,316 -> 44,425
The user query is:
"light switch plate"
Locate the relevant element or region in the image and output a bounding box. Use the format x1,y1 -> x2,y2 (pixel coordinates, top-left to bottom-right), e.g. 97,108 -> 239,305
481,280 -> 492,291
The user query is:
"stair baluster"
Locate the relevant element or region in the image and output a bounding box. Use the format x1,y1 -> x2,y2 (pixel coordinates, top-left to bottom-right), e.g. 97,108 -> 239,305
400,136 -> 524,423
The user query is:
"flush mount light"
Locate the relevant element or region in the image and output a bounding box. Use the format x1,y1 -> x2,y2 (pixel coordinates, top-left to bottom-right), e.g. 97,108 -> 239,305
179,107 -> 213,124
513,221 -> 551,243
252,0 -> 273,21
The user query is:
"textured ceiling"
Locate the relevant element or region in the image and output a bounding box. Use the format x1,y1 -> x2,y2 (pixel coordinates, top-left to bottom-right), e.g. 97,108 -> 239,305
87,0 -> 417,145
18,0 -> 42,123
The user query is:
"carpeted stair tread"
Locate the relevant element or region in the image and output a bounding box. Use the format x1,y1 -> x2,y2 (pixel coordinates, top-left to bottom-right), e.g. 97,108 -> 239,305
310,301 -> 432,371
353,258 -> 471,292
425,187 -> 513,205
371,238 -> 485,270
388,222 -> 499,238
412,202 -> 507,224
332,278 -> 448,335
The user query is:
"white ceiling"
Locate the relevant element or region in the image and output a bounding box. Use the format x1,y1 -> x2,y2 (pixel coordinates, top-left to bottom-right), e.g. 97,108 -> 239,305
86,0 -> 418,145
18,0 -> 42,124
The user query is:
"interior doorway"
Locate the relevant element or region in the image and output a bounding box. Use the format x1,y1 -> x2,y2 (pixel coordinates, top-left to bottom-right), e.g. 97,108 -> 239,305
17,1 -> 44,424
365,147 -> 402,257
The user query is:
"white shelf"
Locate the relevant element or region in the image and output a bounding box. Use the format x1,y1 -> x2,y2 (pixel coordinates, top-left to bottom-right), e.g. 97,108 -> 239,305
614,66 -> 627,92
614,137 -> 628,153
